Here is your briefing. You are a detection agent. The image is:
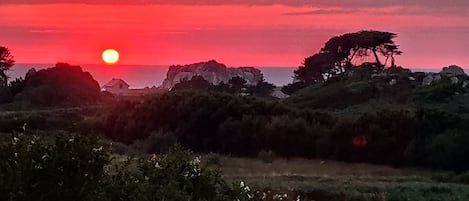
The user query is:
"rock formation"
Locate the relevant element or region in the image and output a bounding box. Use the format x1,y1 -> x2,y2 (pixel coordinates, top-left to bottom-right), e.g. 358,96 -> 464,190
422,65 -> 466,86
162,60 -> 263,88
440,65 -> 465,77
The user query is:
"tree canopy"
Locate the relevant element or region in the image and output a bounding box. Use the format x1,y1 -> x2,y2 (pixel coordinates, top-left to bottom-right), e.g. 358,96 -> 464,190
0,46 -> 15,87
295,30 -> 402,84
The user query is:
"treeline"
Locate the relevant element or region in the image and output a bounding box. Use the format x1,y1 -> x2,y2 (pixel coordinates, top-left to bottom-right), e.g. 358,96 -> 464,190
100,90 -> 469,171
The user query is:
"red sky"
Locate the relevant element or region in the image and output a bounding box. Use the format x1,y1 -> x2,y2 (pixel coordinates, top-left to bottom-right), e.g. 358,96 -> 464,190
1,0 -> 469,68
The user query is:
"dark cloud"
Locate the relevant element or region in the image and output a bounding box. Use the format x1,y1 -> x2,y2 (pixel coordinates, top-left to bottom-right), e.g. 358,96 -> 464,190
284,8 -> 357,16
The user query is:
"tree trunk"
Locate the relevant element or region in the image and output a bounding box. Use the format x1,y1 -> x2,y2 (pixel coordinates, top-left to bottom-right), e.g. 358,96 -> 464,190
0,71 -> 7,87
372,48 -> 382,66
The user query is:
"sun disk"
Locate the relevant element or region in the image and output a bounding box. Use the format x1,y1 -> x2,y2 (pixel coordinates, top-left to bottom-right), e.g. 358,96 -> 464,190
102,49 -> 119,64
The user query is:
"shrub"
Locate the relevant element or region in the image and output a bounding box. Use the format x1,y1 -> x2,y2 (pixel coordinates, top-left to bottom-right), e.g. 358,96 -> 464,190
0,133 -> 261,201
0,86 -> 12,104
130,130 -> 177,154
103,147 -> 260,201
387,182 -> 469,201
281,82 -> 308,95
331,110 -> 415,166
0,133 -> 110,201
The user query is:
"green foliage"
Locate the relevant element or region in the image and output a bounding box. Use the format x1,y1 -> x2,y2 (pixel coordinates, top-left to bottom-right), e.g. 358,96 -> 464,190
0,134 -> 110,201
103,90 -> 336,158
172,75 -> 213,91
247,79 -> 276,96
8,77 -> 25,96
0,133 -> 261,201
0,86 -> 13,104
281,82 -> 308,95
228,76 -> 247,93
387,183 -> 469,201
130,130 -> 177,154
331,110 -> 415,165
103,147 -> 260,201
0,46 -> 15,87
433,171 -> 469,185
0,111 -> 83,133
415,78 -> 464,103
285,81 -> 377,109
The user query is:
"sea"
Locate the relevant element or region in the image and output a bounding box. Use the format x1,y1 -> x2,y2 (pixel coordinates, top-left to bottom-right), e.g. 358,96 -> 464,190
8,64 -> 444,88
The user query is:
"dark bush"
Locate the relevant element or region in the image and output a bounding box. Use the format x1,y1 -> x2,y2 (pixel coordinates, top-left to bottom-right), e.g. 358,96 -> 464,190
130,130 -> 177,154
0,86 -> 12,104
0,134 -> 110,201
281,82 -> 308,95
0,134 -> 260,201
103,90 -> 336,158
14,63 -> 101,107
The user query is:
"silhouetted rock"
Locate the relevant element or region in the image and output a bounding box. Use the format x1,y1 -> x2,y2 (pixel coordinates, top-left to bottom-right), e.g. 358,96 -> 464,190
162,60 -> 263,88
441,65 -> 465,77
422,75 -> 434,86
15,63 -> 101,107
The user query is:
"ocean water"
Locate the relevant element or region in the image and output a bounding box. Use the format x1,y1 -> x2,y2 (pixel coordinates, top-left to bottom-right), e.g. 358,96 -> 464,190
8,64 -> 449,88
9,64 -> 296,88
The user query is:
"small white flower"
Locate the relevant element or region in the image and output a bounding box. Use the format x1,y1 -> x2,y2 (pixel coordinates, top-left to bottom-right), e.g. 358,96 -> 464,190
92,146 -> 103,152
194,156 -> 201,163
14,153 -> 18,157
154,162 -> 160,168
240,181 -> 245,187
68,138 -> 74,142
13,137 -> 19,142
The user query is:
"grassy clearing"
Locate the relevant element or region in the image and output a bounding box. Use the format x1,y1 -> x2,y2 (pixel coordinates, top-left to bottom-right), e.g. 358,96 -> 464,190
112,153 -> 457,201
212,156 -> 441,190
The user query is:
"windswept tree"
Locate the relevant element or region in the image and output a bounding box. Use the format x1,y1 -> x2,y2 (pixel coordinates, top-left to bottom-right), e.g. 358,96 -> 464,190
0,46 -> 15,87
295,30 -> 402,83
294,52 -> 337,84
323,30 -> 402,68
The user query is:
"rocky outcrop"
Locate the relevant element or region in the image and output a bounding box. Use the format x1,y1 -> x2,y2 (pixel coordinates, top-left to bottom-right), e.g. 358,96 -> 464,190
440,65 -> 465,77
422,65 -> 466,86
162,60 -> 263,88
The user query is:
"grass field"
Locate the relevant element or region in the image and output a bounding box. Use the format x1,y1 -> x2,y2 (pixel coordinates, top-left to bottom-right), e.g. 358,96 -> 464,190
111,153 -> 458,201
211,156 -> 467,201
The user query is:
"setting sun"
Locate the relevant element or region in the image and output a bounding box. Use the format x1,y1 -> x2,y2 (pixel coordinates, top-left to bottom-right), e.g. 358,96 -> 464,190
102,49 -> 119,64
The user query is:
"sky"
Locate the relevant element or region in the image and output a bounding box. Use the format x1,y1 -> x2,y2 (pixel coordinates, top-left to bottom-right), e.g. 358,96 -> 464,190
1,0 -> 469,68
